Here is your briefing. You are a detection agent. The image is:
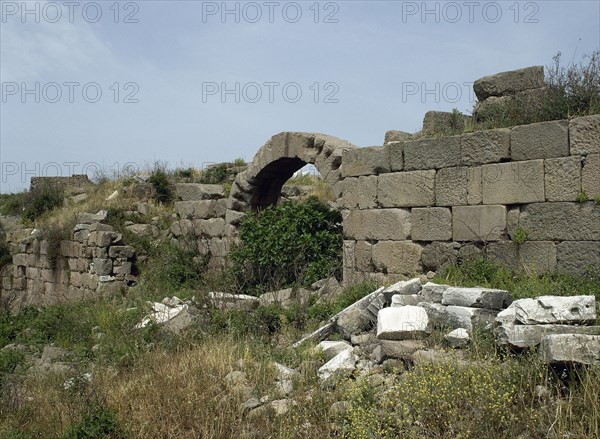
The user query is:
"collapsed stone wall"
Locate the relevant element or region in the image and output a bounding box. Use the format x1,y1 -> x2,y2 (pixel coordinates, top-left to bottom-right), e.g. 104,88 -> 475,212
341,114 -> 600,284
30,175 -> 93,192
1,211 -> 136,308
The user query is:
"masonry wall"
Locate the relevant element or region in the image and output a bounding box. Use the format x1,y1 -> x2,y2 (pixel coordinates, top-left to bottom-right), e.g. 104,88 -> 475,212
340,115 -> 600,284
1,214 -> 136,308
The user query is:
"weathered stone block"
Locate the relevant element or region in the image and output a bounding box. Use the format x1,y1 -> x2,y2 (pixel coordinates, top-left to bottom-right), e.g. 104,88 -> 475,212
436,166 -> 482,206
193,218 -> 226,237
108,246 -> 135,259
377,306 -> 429,340
389,142 -> 404,171
486,241 -> 557,274
354,240 -> 373,272
60,241 -> 81,258
342,146 -> 390,177
461,128 -> 510,165
411,208 -> 452,241
442,287 -> 512,310
445,306 -> 498,330
473,66 -> 544,100
403,136 -> 461,171
92,258 -> 113,276
318,340 -> 353,362
541,334 -> 600,365
421,111 -> 469,137
519,202 -> 600,241
557,241 -> 600,275
495,324 -> 600,349
481,160 -> 545,204
175,199 -> 226,219
175,183 -> 225,201
512,295 -> 596,325
421,242 -> 458,271
385,131 -> 412,144
343,209 -> 411,240
421,282 -> 449,303
511,120 -> 569,160
452,205 -> 506,241
378,171 -> 436,207
372,241 -> 423,275
544,156 -> 581,201
570,114 -> 600,155
582,153 -> 600,198
89,231 -> 118,247
341,176 -> 377,209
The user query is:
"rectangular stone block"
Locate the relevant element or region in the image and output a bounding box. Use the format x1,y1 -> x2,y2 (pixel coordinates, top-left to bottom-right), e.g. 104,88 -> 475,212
175,199 -> 227,219
541,334 -> 600,365
481,160 -> 545,204
511,120 -> 569,160
495,324 -> 600,349
411,207 -> 452,241
544,156 -> 581,201
486,241 -> 557,274
582,153 -> 600,198
343,240 -> 356,275
378,171 -> 435,207
389,142 -> 404,171
355,240 -> 373,272
403,136 -> 461,171
175,183 -> 225,201
461,128 -> 510,165
442,287 -> 512,310
342,146 -> 390,177
557,241 -> 600,275
436,166 -> 481,206
452,205 -> 506,242
372,241 -> 423,275
343,209 -> 411,240
570,114 -> 600,155
193,218 -> 226,237
519,202 -> 600,241
340,176 -> 377,209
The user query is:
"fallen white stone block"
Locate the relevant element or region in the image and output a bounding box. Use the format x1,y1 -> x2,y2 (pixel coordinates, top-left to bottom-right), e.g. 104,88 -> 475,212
540,334 -> 600,365
445,328 -> 470,348
514,295 -> 596,325
377,306 -> 429,340
318,349 -> 357,381
318,340 -> 353,362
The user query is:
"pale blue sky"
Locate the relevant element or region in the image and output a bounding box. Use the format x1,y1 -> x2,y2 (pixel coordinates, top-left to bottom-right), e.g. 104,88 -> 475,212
1,0 -> 599,192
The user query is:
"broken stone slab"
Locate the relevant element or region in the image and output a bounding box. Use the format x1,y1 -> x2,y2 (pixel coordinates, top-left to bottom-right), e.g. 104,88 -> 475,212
135,302 -> 189,329
445,328 -> 470,348
292,322 -> 334,348
370,340 -> 425,364
411,349 -> 467,366
513,296 -> 596,325
273,362 -> 299,381
377,306 -> 429,340
317,340 -> 353,362
473,66 -> 545,100
209,292 -> 259,311
391,294 -> 422,307
445,306 -> 498,331
441,287 -> 513,310
540,334 -> 600,365
161,308 -> 195,334
258,288 -> 311,308
175,183 -> 225,201
336,307 -> 372,339
382,278 -> 421,301
77,210 -> 107,224
421,282 -> 449,303
318,349 -> 357,381
495,324 -> 600,349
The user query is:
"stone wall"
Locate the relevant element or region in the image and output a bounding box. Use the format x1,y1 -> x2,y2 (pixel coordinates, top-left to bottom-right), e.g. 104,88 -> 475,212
1,211 -> 136,308
30,175 -> 92,192
341,114 -> 600,284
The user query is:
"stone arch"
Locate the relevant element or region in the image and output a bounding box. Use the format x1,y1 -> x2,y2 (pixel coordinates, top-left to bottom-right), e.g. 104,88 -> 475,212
226,132 -> 357,228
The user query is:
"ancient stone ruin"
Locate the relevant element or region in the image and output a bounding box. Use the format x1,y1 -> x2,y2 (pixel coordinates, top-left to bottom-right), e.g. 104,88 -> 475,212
1,66 -> 599,309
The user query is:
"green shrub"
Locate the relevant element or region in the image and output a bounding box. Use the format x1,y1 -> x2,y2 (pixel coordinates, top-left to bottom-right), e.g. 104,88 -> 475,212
22,183 -> 64,222
0,192 -> 28,216
229,197 -> 342,295
0,224 -> 12,271
200,164 -> 228,184
62,404 -> 122,439
148,165 -> 174,204
512,226 -> 528,244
